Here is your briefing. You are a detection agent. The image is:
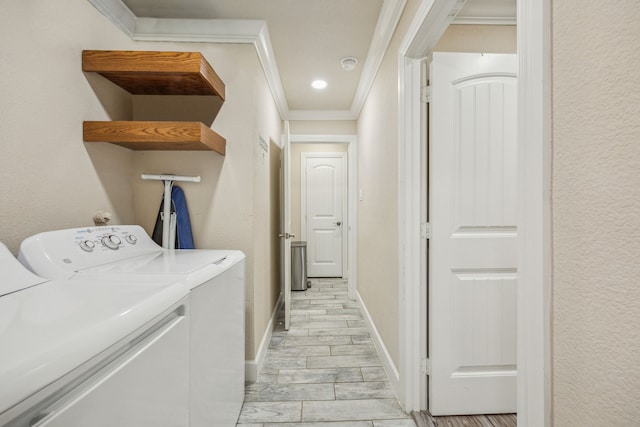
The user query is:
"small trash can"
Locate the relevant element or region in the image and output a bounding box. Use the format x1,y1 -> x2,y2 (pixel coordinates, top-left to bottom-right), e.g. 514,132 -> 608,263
291,241 -> 308,291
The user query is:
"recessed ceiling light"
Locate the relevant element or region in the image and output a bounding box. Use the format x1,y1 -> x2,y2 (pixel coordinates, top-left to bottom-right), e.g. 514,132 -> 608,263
311,79 -> 328,90
341,57 -> 358,71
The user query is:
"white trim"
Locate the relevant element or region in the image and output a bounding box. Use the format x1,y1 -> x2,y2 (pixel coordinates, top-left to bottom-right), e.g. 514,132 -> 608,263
516,0 -> 552,426
350,0 -> 408,118
398,0 -> 552,424
356,291 -> 400,396
397,0 -> 459,413
301,152 -> 348,279
452,16 -> 517,26
290,135 -> 358,301
245,293 -> 283,383
397,55 -> 424,412
131,18 -> 289,121
402,0 -> 459,58
88,0 -> 137,37
86,0 -> 407,122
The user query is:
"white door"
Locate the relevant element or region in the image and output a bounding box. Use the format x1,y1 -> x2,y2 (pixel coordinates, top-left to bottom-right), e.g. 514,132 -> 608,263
429,52 -> 518,415
281,121 -> 292,330
302,153 -> 346,278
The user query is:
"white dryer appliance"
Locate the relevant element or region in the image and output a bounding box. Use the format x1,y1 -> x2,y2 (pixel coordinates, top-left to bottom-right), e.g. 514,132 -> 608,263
0,242 -> 190,427
18,226 -> 246,427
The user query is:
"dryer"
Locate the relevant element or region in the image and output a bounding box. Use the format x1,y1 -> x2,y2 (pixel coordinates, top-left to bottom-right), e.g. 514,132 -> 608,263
0,243 -> 189,427
18,226 -> 246,427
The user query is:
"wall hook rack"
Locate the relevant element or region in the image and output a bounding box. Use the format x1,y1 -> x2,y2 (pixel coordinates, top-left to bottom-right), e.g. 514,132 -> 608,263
141,174 -> 201,249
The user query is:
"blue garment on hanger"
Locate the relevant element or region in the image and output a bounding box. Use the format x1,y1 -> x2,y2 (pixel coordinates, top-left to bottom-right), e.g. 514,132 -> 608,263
171,186 -> 195,249
151,185 -> 195,249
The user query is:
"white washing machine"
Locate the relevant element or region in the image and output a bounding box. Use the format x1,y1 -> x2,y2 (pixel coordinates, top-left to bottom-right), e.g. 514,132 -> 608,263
0,242 -> 190,427
18,225 -> 246,427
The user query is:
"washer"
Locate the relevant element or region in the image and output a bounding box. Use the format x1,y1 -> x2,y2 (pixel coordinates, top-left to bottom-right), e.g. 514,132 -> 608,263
0,242 -> 190,427
18,226 -> 246,427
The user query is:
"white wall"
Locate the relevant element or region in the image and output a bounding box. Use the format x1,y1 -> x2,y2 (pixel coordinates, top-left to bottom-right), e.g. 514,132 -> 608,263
0,0 -> 137,253
357,0 -> 422,368
551,1 -> 640,424
290,120 -> 357,135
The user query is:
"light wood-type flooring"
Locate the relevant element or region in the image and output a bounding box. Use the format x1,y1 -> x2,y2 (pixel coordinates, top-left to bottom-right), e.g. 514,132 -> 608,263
236,279 -> 415,426
412,411 -> 517,427
236,278 -> 516,427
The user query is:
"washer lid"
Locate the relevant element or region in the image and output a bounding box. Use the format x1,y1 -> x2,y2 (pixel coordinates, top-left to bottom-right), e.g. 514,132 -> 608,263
0,243 -> 46,297
80,249 -> 238,275
0,278 -> 188,416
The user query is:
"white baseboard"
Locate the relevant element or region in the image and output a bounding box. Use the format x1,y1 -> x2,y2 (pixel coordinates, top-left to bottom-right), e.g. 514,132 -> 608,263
356,291 -> 401,397
245,293 -> 283,383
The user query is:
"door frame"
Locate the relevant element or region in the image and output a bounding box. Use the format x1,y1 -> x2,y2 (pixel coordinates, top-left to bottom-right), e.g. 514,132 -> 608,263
397,1 -> 552,426
290,134 -> 358,300
301,152 -> 348,278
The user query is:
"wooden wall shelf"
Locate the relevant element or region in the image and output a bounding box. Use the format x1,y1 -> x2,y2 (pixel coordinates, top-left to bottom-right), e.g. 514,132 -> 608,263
83,121 -> 226,154
82,50 -> 225,99
82,50 -> 227,153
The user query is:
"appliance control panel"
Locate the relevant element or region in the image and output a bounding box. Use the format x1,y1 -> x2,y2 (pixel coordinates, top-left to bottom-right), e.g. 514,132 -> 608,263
18,226 -> 161,279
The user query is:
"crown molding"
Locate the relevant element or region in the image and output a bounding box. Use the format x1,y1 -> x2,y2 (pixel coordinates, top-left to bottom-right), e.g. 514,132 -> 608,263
87,1 -> 289,119
349,0 -> 407,118
88,0 -> 137,37
88,0 -> 405,121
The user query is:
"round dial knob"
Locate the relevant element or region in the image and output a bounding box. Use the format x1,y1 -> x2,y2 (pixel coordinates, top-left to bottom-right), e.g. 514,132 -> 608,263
125,234 -> 137,245
101,235 -> 121,250
79,240 -> 95,252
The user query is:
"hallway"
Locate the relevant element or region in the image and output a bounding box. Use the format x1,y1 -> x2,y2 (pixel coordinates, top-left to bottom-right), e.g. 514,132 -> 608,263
236,279 -> 415,426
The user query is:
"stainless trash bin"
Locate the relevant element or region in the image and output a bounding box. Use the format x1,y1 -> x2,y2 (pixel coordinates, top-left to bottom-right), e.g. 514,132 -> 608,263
291,241 -> 308,291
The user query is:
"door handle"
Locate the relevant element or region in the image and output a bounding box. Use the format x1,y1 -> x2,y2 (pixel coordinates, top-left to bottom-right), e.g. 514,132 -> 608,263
279,233 -> 296,239
335,221 -> 342,226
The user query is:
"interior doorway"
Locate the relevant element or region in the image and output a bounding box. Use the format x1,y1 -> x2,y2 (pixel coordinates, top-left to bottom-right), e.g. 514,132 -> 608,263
399,1 -> 551,426
301,152 -> 347,278
289,134 -> 358,299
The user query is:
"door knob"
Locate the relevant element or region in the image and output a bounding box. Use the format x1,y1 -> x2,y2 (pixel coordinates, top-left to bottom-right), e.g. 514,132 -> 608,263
278,233 -> 296,239
335,221 -> 342,226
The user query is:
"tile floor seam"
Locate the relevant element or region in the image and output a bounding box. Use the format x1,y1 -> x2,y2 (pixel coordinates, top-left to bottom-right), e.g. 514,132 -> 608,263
236,278 -> 415,426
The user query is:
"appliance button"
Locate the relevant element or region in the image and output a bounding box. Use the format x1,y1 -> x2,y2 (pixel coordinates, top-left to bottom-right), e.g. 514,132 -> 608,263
125,234 -> 137,245
79,240 -> 95,252
102,235 -> 121,250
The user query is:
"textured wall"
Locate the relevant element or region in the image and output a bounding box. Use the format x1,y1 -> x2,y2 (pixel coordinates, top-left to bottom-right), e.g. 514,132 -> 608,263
357,0 -> 422,368
434,25 -> 516,53
0,0 -> 282,364
132,44 -> 283,361
552,1 -> 640,424
289,120 -> 357,135
0,0 -> 137,253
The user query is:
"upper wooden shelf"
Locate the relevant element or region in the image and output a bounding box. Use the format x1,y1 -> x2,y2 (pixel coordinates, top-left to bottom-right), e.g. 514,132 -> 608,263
82,50 -> 225,99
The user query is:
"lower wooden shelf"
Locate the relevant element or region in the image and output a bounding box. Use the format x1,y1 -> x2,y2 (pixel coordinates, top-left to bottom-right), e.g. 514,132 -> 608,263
83,121 -> 226,154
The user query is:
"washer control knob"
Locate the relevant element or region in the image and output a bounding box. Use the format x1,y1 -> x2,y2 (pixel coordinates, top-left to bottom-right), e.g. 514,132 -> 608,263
79,240 -> 95,252
125,234 -> 137,245
102,235 -> 121,250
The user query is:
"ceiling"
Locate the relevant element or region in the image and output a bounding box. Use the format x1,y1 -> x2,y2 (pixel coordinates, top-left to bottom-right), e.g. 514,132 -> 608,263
115,0 -> 516,117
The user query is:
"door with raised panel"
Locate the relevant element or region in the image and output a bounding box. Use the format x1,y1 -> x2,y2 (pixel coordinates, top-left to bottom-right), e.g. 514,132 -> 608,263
302,153 -> 346,278
429,52 -> 518,415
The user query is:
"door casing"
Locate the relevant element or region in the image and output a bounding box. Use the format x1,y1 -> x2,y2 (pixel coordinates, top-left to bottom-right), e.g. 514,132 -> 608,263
397,1 -> 552,426
290,134 -> 358,300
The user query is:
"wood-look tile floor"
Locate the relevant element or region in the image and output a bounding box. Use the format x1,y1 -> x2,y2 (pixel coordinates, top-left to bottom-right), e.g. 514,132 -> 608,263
236,279 -> 416,427
412,411 -> 516,427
